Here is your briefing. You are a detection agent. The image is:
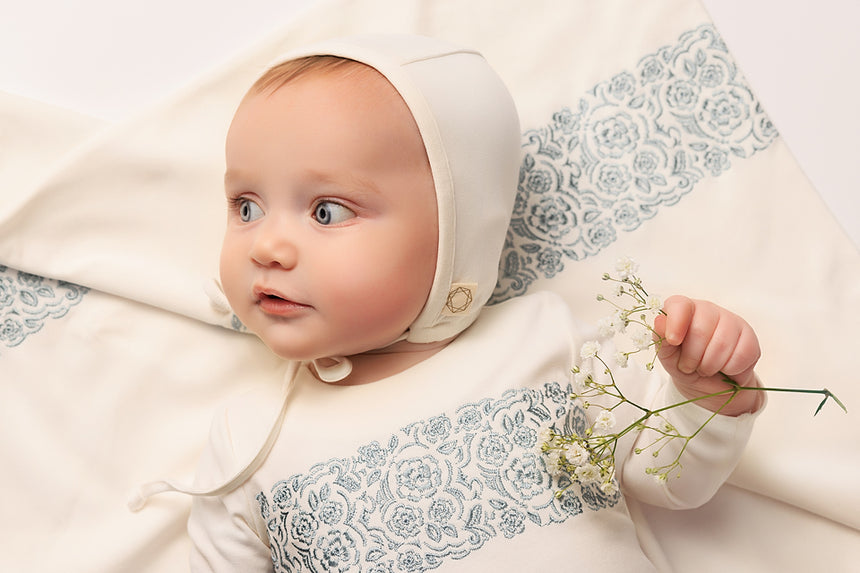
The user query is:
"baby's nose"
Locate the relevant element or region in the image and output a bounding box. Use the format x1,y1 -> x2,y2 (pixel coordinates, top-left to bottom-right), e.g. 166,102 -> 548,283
249,223 -> 298,269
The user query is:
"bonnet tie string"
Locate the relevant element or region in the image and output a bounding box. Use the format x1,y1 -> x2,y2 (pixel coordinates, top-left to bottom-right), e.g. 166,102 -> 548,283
127,361 -> 299,512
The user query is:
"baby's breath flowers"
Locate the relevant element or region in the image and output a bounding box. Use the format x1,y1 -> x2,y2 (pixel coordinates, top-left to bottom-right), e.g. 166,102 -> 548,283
541,257 -> 846,496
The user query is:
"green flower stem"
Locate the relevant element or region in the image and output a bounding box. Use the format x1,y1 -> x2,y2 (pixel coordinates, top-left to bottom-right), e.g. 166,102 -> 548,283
717,375 -> 847,415
636,376 -> 845,420
580,369 -> 844,475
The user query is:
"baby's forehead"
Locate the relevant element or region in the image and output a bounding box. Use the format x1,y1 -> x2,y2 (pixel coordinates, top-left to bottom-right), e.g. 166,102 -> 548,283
230,57 -> 433,180
241,60 -> 418,134
251,56 -> 390,100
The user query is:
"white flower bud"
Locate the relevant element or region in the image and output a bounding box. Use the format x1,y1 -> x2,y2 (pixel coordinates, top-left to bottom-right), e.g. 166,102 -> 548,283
594,409 -> 616,433
580,340 -> 601,359
614,256 -> 639,280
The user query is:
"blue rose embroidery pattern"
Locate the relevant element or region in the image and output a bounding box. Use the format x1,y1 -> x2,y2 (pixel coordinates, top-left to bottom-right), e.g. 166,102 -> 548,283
0,265 -> 89,350
257,382 -> 618,572
491,24 -> 778,303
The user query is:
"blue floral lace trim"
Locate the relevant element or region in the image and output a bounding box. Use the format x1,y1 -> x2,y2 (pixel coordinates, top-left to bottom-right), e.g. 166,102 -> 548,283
256,382 -> 617,572
490,24 -> 778,303
0,265 -> 89,350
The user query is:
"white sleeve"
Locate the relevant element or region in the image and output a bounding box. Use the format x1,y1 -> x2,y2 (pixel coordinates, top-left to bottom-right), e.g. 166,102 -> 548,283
187,406 -> 273,572
617,371 -> 762,509
567,304 -> 762,511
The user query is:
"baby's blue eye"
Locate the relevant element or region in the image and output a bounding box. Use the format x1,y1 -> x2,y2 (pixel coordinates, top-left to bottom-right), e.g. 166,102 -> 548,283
313,201 -> 355,225
238,198 -> 264,222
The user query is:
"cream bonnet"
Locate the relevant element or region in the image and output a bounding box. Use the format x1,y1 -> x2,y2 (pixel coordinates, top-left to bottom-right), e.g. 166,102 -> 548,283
268,34 -> 522,346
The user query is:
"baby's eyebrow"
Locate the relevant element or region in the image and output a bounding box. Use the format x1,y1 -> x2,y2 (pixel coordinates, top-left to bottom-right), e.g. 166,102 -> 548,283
223,169 -> 251,187
222,168 -> 381,197
304,169 -> 381,196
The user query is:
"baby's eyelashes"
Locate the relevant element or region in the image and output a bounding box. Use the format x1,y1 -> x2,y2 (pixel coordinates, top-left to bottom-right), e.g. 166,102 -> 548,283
229,196 -> 265,222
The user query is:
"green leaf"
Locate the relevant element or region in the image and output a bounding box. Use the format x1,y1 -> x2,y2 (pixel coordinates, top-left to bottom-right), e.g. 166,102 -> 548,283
814,389 -> 847,416
814,396 -> 827,416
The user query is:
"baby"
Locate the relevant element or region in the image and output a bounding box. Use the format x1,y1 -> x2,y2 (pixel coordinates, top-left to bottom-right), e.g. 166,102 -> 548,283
187,34 -> 763,572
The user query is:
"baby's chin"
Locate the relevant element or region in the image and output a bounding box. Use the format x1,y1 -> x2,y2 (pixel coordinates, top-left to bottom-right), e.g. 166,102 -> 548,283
257,337 -> 361,364
258,341 -> 316,363
252,325 -> 413,363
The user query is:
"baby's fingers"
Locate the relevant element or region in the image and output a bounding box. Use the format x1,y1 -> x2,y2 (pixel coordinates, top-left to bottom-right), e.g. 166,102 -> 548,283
717,324 -> 761,387
673,300 -> 721,375
656,295 -> 694,345
697,316 -> 742,377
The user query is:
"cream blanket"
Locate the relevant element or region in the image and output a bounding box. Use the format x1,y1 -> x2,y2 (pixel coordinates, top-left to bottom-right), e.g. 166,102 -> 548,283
1,0 -> 858,571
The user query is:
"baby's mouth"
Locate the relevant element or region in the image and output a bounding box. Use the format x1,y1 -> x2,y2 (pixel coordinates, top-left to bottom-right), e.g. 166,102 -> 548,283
254,285 -> 287,301
254,287 -> 310,315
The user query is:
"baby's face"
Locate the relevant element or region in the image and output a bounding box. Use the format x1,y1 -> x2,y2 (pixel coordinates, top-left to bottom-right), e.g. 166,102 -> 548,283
220,65 -> 438,361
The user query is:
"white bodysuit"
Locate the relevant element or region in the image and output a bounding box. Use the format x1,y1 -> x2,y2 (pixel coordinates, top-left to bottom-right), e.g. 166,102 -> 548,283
188,292 -> 757,572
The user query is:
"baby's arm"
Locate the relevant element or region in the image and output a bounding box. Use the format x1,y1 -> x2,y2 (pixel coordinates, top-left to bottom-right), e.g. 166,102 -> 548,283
652,295 -> 764,416
615,296 -> 764,508
189,494 -> 272,572
187,406 -> 273,572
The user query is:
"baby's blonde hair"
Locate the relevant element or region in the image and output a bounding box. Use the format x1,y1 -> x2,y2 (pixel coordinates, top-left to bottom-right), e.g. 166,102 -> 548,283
250,55 -> 367,96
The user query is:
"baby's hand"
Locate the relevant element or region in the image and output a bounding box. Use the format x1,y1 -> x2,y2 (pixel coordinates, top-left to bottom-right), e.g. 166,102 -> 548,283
652,296 -> 763,416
